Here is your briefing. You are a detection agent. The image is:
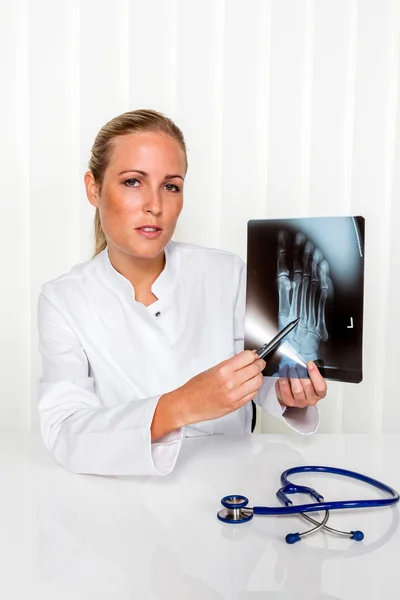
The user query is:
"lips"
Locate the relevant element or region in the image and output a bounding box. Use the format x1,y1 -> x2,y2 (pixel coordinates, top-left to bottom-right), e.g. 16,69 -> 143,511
135,225 -> 163,239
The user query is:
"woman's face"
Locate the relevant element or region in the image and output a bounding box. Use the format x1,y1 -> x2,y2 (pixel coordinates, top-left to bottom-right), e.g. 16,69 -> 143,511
86,131 -> 186,260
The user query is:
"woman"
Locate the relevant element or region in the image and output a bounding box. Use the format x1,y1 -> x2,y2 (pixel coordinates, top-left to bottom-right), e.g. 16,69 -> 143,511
37,109 -> 327,476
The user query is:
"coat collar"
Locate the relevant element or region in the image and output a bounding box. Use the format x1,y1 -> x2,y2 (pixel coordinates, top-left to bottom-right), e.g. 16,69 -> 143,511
99,241 -> 178,303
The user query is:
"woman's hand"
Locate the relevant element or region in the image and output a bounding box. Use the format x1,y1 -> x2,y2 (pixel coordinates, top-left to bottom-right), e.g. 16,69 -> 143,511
179,350 -> 266,424
275,360 -> 327,409
152,351 -> 265,439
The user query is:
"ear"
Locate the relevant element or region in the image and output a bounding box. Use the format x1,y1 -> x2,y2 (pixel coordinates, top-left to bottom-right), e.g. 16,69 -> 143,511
84,171 -> 100,208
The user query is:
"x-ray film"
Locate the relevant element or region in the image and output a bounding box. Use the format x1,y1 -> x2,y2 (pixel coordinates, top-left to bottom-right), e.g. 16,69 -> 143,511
245,216 -> 365,383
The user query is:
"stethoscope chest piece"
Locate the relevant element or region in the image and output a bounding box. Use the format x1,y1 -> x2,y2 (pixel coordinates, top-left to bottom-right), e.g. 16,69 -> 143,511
217,495 -> 254,524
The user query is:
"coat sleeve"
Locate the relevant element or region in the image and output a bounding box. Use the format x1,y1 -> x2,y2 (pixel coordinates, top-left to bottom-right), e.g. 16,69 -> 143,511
233,259 -> 320,435
37,293 -> 183,475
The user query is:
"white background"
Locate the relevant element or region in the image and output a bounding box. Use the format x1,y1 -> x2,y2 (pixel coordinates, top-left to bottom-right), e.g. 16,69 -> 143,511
1,0 -> 400,434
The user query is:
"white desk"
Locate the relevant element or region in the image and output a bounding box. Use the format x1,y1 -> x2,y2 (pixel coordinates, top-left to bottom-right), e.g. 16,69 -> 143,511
1,433 -> 399,599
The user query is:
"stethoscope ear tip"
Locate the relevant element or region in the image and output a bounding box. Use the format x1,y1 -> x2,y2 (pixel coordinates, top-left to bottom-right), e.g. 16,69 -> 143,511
285,532 -> 301,544
350,530 -> 364,542
285,530 -> 364,544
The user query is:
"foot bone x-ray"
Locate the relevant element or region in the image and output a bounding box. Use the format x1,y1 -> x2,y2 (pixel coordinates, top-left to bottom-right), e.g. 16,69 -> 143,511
276,230 -> 334,377
245,216 -> 364,384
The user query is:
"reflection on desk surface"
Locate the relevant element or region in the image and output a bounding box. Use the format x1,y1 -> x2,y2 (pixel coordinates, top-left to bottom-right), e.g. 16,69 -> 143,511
0,433 -> 399,599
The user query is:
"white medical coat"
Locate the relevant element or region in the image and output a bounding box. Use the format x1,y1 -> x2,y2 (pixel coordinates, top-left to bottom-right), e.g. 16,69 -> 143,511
37,242 -> 319,475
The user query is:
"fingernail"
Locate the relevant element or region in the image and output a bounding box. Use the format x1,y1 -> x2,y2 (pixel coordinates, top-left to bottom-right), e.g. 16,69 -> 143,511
307,361 -> 314,371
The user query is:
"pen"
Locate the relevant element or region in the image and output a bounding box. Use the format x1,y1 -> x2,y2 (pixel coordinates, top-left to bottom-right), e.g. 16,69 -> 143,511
255,317 -> 301,360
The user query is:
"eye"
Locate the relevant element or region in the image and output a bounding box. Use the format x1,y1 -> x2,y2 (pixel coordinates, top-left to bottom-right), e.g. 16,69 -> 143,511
164,183 -> 180,192
124,178 -> 140,187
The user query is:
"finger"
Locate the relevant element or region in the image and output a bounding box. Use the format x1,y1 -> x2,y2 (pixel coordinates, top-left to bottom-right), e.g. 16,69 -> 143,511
307,361 -> 327,397
237,390 -> 259,408
289,363 -> 313,395
277,363 -> 293,406
236,358 -> 266,385
298,376 -> 316,403
296,376 -> 322,406
294,362 -> 308,378
239,372 -> 264,400
276,377 -> 295,407
239,357 -> 266,376
288,366 -> 308,407
229,349 -> 258,370
279,362 -> 290,380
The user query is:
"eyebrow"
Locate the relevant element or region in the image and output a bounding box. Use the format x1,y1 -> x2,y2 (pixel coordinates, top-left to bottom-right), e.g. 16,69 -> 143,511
118,169 -> 184,180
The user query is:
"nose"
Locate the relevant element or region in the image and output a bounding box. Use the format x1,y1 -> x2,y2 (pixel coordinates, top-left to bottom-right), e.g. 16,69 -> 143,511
143,188 -> 162,215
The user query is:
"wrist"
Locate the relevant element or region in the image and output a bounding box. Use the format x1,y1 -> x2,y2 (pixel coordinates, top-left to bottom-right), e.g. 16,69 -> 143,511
151,388 -> 189,441
167,383 -> 196,427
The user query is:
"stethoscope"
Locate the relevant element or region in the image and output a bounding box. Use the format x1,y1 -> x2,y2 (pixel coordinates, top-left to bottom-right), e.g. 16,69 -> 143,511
217,465 -> 399,544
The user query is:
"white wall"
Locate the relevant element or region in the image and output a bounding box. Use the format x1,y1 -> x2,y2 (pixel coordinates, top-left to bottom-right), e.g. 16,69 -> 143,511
1,0 -> 400,433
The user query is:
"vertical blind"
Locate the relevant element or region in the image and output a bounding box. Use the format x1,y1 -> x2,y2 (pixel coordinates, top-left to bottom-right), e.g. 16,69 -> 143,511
1,0 -> 399,433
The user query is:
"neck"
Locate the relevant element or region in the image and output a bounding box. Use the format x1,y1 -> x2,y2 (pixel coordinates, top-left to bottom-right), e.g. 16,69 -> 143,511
107,244 -> 166,291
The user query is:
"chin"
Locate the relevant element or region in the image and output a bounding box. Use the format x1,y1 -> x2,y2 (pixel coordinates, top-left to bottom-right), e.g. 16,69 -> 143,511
126,239 -> 169,260
108,230 -> 173,260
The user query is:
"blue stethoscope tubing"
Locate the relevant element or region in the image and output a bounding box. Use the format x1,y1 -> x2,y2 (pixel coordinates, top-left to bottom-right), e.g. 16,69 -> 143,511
217,465 -> 399,543
255,466 -> 399,515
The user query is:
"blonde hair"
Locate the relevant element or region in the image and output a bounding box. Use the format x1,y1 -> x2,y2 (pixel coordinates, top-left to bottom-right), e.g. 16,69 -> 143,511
89,109 -> 187,257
